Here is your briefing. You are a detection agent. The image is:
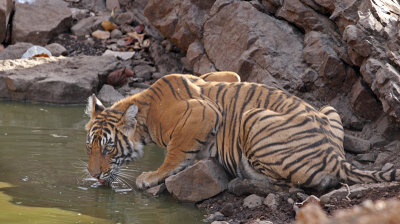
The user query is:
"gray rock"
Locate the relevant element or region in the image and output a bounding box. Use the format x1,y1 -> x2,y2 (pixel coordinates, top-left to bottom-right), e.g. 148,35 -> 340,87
210,221 -> 229,224
205,212 -> 224,222
165,159 -> 229,203
263,193 -> 279,210
103,50 -> 135,60
0,0 -> 13,43
97,84 -> 124,105
12,0 -> 72,45
0,56 -> 120,104
133,64 -> 156,80
243,194 -> 263,208
145,183 -> 166,196
343,134 -> 371,154
71,16 -> 98,36
219,203 -> 234,217
381,163 -> 394,172
110,29 -> 123,39
106,0 -> 120,11
355,152 -> 377,163
0,42 -> 33,60
45,43 -> 67,57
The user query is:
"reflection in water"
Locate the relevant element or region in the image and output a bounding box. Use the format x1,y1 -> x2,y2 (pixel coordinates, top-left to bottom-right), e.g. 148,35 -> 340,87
0,102 -> 204,224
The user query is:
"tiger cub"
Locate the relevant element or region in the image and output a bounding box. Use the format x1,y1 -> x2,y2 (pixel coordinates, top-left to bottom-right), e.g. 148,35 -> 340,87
85,71 -> 400,191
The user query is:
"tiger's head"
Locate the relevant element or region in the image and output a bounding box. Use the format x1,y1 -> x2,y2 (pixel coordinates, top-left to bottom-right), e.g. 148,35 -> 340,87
84,95 -> 144,185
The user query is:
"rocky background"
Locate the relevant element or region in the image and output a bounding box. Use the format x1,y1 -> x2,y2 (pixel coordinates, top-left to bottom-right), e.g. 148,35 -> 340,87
1,0 -> 400,223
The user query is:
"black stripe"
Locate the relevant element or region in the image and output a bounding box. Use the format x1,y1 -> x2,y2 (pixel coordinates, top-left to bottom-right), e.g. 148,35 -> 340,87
181,76 -> 193,98
161,77 -> 178,99
148,87 -> 161,100
183,149 -> 200,154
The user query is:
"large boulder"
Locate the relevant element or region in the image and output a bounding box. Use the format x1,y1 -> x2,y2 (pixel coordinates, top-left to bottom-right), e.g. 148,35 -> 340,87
0,56 -> 120,104
12,0 -> 72,45
165,159 -> 229,203
0,0 -> 13,43
0,42 -> 33,60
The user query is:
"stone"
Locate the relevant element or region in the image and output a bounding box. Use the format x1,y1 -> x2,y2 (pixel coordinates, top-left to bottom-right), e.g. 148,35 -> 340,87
350,79 -> 382,121
106,0 -> 120,11
243,194 -> 263,209
355,152 -> 377,163
219,203 -> 234,217
12,0 -> 73,45
106,67 -> 135,87
102,50 -> 135,60
381,163 -> 394,172
115,12 -> 134,25
205,212 -> 224,222
343,134 -> 371,154
70,8 -> 89,21
0,0 -> 13,43
92,30 -> 110,40
165,159 -> 229,203
0,55 -> 120,104
319,182 -> 400,204
145,183 -> 167,196
101,20 -> 118,31
97,84 -> 124,105
263,193 -> 279,210
211,221 -> 229,224
45,43 -> 67,57
133,64 -> 156,80
149,40 -> 183,74
204,1 -> 307,89
228,178 -> 283,196
71,16 -> 98,36
110,29 -> 123,39
276,0 -> 337,33
144,0 -> 215,51
0,42 -> 33,60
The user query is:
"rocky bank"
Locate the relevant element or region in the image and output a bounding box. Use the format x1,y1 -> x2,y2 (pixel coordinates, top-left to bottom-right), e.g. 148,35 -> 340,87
1,0 -> 400,223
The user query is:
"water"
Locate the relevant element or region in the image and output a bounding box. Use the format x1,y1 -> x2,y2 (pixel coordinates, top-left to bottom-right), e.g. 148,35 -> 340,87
0,102 -> 205,224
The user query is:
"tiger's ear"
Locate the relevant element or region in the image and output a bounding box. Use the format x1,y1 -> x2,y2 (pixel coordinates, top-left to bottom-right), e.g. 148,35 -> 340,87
85,94 -> 105,119
118,104 -> 138,137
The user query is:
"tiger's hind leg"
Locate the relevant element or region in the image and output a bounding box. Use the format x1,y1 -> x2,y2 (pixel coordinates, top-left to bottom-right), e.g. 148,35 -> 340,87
319,106 -> 344,153
239,108 -> 342,192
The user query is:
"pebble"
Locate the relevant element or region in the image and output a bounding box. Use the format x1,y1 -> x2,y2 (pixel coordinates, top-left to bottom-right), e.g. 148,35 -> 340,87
263,193 -> 279,210
220,203 -> 234,217
111,29 -> 123,39
92,30 -> 111,40
243,194 -> 263,209
381,163 -> 394,171
205,212 -> 224,222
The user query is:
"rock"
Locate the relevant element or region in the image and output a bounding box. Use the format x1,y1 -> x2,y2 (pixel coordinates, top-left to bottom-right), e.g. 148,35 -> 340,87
145,183 -> 166,196
45,43 -> 67,57
144,0 -> 215,51
103,50 -> 135,60
101,20 -> 118,31
243,194 -> 263,209
71,16 -> 98,36
114,12 -> 134,25
247,220 -> 273,224
97,84 -> 124,105
263,193 -> 279,210
110,29 -> 123,39
211,221 -> 229,224
296,199 -> 400,224
205,212 -> 224,222
12,0 -> 72,45
228,178 -> 283,196
343,134 -> 371,154
133,64 -> 156,80
70,8 -> 89,21
165,159 -> 229,203
355,152 -> 377,163
0,0 -> 13,43
350,79 -> 382,121
203,1 -> 307,89
381,163 -> 394,172
319,182 -> 400,204
106,67 -> 135,87
0,42 -> 33,60
106,0 -> 120,11
186,41 -> 216,75
219,203 -> 234,217
0,55 -> 120,104
92,30 -> 110,40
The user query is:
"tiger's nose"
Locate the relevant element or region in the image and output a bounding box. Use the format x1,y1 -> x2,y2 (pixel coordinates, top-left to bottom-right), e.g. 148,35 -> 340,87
91,172 -> 101,179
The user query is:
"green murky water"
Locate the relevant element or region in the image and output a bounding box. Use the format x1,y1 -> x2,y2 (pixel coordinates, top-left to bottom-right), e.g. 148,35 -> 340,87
0,102 -> 204,224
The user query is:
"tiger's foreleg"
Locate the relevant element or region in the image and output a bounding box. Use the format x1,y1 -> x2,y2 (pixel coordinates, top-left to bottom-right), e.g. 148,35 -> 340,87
136,99 -> 222,189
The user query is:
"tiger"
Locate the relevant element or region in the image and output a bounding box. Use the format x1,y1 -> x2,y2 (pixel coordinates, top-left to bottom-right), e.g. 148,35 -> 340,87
85,71 -> 400,192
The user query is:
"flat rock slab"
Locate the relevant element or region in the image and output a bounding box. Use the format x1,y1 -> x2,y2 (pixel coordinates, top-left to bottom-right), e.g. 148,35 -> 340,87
0,56 -> 120,104
165,159 -> 229,203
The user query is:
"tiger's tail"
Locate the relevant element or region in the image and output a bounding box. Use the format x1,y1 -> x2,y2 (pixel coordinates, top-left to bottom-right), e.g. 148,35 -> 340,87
339,159 -> 400,184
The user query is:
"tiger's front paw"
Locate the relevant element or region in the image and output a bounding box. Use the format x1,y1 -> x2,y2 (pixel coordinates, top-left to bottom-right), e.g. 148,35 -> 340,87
136,171 -> 162,189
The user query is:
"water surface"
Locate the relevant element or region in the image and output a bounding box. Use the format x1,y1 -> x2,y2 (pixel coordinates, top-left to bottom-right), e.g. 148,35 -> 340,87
0,102 -> 204,223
